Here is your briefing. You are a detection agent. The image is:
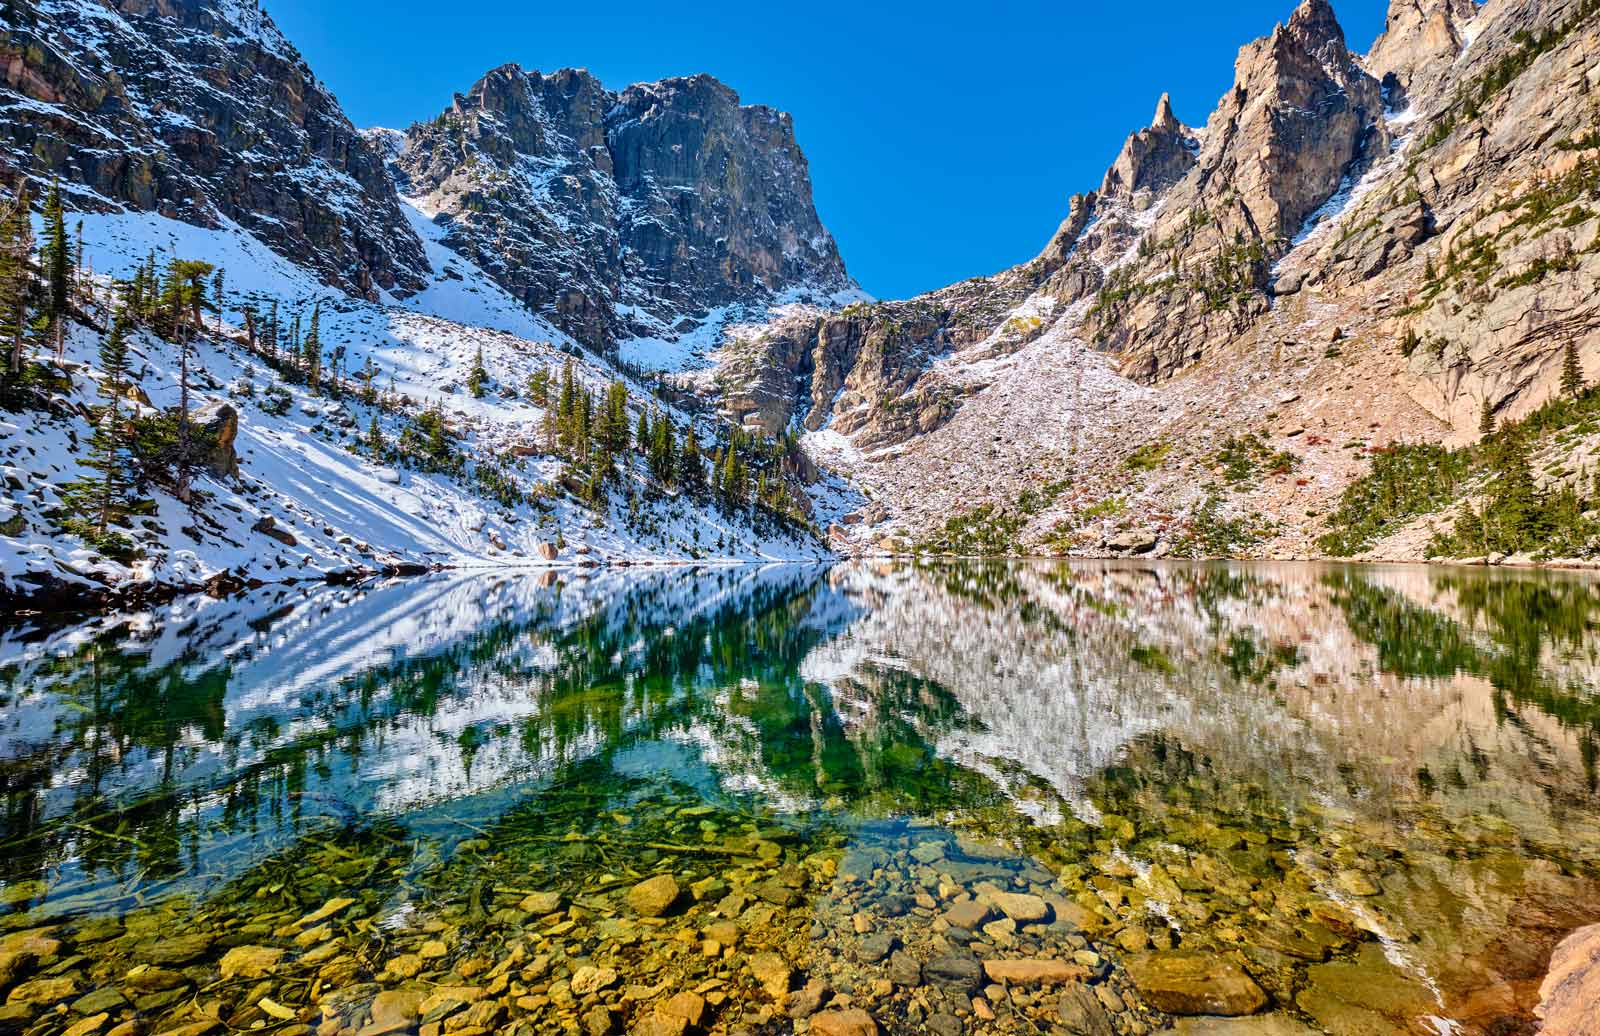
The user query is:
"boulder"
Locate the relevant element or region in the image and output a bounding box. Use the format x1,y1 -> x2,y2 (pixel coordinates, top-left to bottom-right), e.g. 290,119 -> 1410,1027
1125,952 -> 1267,1016
537,540 -> 558,561
1538,924 -> 1600,1036
1109,529 -> 1159,554
251,515 -> 298,547
193,401 -> 240,477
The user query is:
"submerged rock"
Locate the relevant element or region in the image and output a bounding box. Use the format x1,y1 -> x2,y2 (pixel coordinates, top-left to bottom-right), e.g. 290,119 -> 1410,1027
1125,952 -> 1268,1016
1539,923 -> 1600,1036
627,875 -> 681,917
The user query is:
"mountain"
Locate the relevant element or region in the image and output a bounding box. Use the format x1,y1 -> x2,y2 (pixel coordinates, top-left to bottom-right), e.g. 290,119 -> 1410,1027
0,0 -> 851,608
696,0 -> 1600,565
386,66 -> 860,356
0,0 -> 427,298
4,0 -> 1598,607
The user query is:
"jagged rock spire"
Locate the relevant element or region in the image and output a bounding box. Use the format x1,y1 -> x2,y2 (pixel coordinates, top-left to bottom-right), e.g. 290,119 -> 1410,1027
1101,94 -> 1197,202
1152,92 -> 1180,133
1366,0 -> 1479,110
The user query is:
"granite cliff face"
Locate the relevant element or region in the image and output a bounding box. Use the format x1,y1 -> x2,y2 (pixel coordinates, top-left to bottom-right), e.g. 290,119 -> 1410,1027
743,0 -> 1600,564
0,0 -> 428,299
390,65 -> 857,352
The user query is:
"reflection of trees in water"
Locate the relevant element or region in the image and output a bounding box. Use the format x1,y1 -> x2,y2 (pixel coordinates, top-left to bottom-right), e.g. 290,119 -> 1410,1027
1324,570 -> 1600,790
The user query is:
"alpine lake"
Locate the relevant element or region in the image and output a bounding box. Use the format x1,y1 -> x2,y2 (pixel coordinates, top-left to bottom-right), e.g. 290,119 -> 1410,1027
1,561 -> 1599,1036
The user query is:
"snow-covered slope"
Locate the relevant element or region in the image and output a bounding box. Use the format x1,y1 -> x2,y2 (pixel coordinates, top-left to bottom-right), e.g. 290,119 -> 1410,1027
1,204 -> 829,608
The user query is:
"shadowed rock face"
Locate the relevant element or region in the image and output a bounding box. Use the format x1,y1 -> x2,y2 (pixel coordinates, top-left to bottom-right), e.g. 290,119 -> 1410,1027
394,65 -> 856,350
0,0 -> 428,300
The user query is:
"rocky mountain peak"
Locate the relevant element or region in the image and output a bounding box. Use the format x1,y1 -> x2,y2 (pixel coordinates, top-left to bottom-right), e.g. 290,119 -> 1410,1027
1366,0 -> 1479,109
0,0 -> 428,299
1152,92 -> 1181,133
1285,0 -> 1350,54
1101,93 -> 1199,203
394,64 -> 854,354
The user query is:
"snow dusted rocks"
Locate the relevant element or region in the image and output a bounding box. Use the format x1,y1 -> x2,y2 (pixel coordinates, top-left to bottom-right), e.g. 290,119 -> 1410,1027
0,0 -> 427,299
391,66 -> 857,352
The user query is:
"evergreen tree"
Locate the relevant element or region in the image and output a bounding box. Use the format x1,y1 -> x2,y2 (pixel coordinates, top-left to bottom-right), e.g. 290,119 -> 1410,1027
597,380 -> 630,460
556,360 -> 578,457
266,300 -> 280,361
527,367 -> 551,405
1482,437 -> 1547,552
1562,340 -> 1584,398
211,268 -> 226,333
303,302 -> 322,394
1478,397 -> 1495,437
62,314 -> 134,537
467,344 -> 488,398
0,180 -> 32,378
41,178 -> 71,325
367,414 -> 385,455
679,424 -> 705,496
636,410 -> 650,458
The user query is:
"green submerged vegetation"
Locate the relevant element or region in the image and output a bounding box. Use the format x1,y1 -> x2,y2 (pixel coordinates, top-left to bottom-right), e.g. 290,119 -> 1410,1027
0,561 -> 1599,1036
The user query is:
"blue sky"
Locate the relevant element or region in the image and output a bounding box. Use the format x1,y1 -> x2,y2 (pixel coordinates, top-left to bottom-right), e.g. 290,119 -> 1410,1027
266,0 -> 1388,300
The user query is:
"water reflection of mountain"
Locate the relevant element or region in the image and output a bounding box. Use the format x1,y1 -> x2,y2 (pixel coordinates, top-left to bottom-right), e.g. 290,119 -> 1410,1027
803,562 -> 1600,834
0,565 -> 842,911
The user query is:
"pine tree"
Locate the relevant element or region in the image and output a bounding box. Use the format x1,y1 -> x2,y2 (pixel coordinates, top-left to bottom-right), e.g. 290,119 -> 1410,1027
467,344 -> 488,398
266,300 -> 280,361
367,414 -> 385,455
1562,340 -> 1584,398
1478,397 -> 1495,437
679,424 -> 705,496
63,314 -> 134,537
211,268 -> 226,334
0,180 -> 32,378
556,359 -> 577,457
527,367 -> 550,406
303,302 -> 322,394
42,178 -> 71,324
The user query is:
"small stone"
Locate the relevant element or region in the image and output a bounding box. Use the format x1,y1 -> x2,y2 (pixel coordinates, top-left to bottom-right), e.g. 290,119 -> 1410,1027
988,890 -> 1050,923
925,952 -> 983,994
386,954 -> 425,979
1058,986 -> 1115,1036
858,933 -> 896,963
942,900 -> 991,930
1117,927 -> 1152,953
71,987 -> 127,1015
809,1008 -> 879,1036
519,891 -> 562,915
570,966 -> 619,997
1126,952 -> 1268,1016
747,952 -> 793,999
582,1004 -> 617,1036
783,978 -> 829,1019
660,991 -> 706,1028
630,1016 -> 687,1036
368,989 -> 425,1029
8,975 -> 80,1004
888,950 -> 922,988
628,875 -> 682,918
63,1015 -> 109,1036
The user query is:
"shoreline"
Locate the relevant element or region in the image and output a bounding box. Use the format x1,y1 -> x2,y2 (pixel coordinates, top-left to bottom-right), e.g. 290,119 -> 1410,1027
8,548 -> 1598,623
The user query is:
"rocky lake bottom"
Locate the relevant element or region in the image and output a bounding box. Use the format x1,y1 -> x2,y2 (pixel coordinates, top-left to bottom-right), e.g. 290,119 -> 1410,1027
0,561 -> 1598,1036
